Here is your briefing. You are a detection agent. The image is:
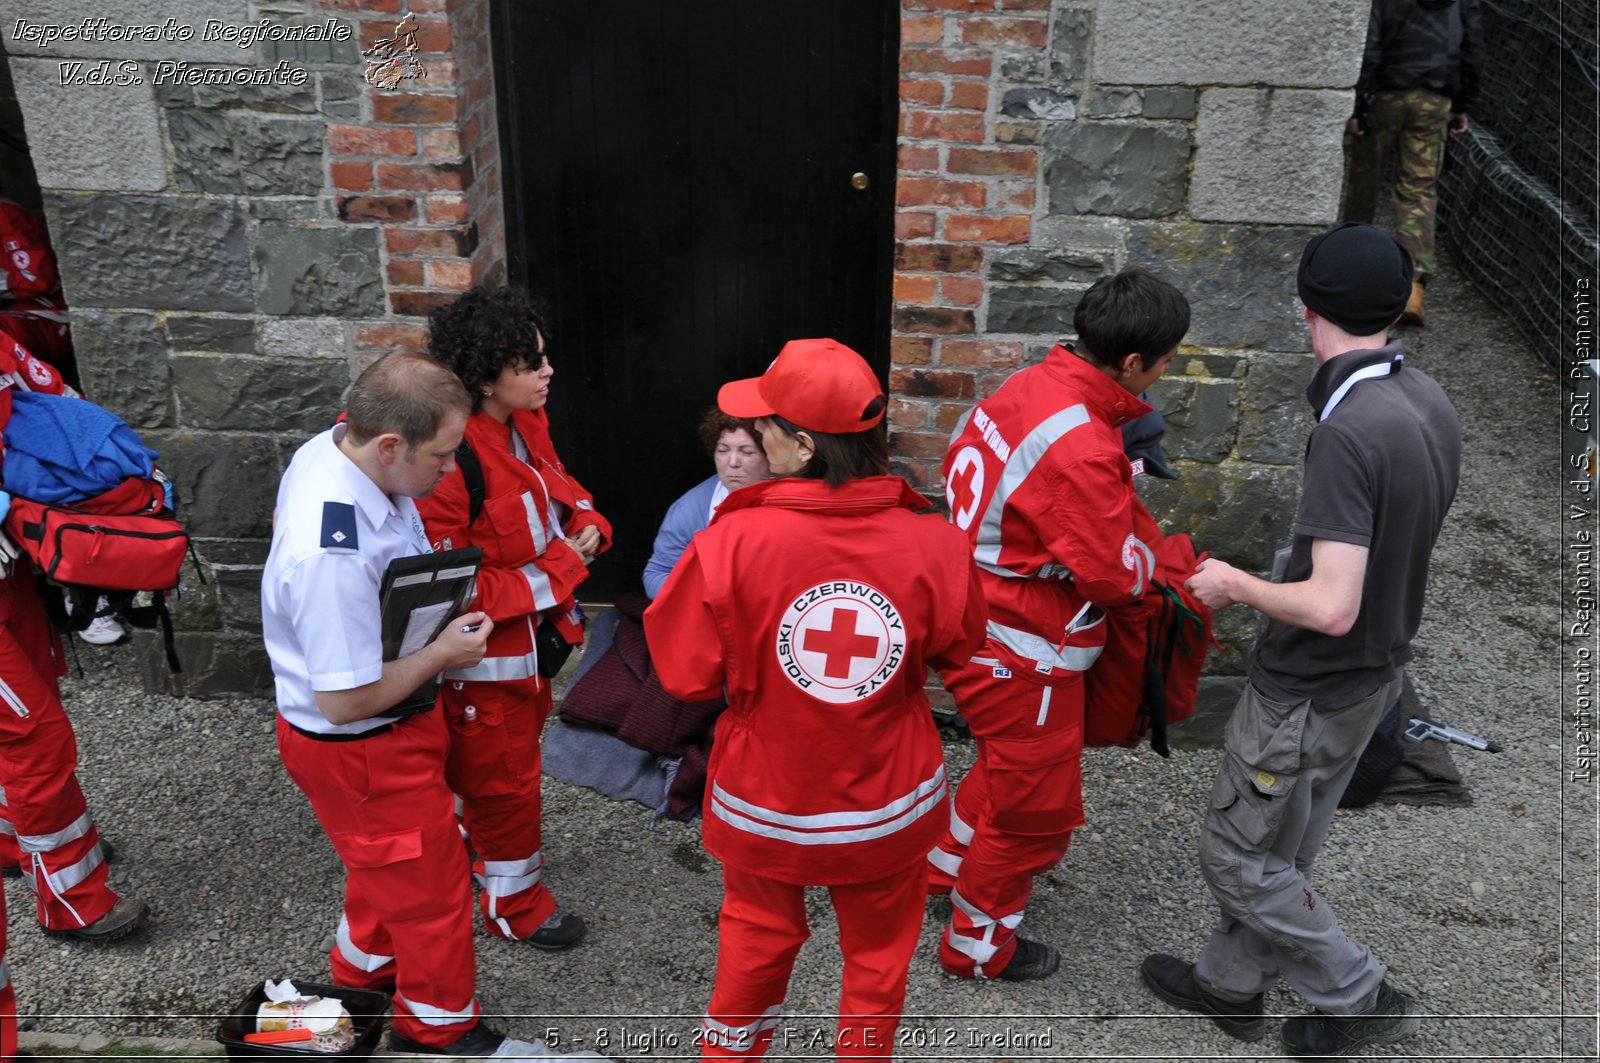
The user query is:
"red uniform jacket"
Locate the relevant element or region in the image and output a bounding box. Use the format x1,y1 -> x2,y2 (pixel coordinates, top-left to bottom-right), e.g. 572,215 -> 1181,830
942,345 -> 1156,679
0,198 -> 60,303
415,407 -> 611,682
644,476 -> 987,886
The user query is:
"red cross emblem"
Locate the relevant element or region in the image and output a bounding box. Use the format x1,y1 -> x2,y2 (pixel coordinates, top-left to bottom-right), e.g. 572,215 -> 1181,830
777,582 -> 907,703
946,445 -> 984,530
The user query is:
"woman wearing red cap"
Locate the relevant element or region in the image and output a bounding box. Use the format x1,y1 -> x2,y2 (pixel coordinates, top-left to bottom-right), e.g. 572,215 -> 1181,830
645,338 -> 986,1061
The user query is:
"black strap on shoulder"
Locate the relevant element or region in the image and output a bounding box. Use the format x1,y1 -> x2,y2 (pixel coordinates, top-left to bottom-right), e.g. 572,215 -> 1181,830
456,438 -> 485,526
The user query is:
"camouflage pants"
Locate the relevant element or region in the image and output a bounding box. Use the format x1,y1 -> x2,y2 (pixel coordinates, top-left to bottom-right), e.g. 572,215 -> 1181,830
1343,87 -> 1450,280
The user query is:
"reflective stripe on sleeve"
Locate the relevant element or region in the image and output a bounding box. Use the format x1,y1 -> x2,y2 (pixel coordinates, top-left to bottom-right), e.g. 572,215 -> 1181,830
337,915 -> 395,974
519,562 -> 561,612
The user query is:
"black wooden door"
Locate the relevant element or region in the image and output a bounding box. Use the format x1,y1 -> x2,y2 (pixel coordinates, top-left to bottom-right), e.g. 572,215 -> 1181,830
492,1 -> 900,598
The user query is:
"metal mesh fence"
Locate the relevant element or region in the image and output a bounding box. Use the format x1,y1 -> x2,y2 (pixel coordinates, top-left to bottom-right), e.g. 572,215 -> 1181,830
1438,1 -> 1598,367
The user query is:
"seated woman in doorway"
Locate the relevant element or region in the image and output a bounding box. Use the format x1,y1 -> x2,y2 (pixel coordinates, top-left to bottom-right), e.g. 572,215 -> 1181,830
548,408 -> 770,820
415,284 -> 610,951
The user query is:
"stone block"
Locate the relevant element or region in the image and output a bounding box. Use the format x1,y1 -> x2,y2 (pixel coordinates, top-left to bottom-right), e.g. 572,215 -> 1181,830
167,314 -> 255,353
1138,462 -> 1300,573
8,59 -> 166,191
170,353 -> 346,432
1172,352 -> 1248,379
1168,676 -> 1245,750
988,286 -> 1081,336
1086,87 -> 1142,118
1147,377 -> 1237,463
1045,122 -> 1191,218
191,80 -> 320,113
1000,53 -> 1048,84
254,225 -> 386,317
1095,0 -> 1367,88
1237,352 -> 1316,464
258,318 -> 348,359
1050,8 -> 1092,83
1001,88 -> 1076,120
6,0 -> 251,61
213,565 -> 265,630
237,116 -> 324,196
1208,606 -> 1257,675
44,193 -> 252,310
70,310 -> 174,428
988,248 -> 1109,284
143,430 -> 284,540
135,631 -> 274,698
1191,89 -> 1349,225
166,555 -> 224,631
1126,222 -> 1318,352
192,537 -> 270,566
249,199 -> 326,221
1143,87 -> 1198,120
170,110 -> 241,193
1033,216 -> 1126,251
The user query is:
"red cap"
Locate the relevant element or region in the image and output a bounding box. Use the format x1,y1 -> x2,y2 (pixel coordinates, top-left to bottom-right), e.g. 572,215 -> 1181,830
717,338 -> 885,435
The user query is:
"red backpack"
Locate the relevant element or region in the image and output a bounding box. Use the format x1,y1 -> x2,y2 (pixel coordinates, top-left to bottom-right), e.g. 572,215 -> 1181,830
1084,529 -> 1216,756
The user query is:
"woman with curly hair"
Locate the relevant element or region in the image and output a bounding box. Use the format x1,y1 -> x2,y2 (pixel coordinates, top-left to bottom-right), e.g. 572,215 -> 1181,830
416,284 -> 610,950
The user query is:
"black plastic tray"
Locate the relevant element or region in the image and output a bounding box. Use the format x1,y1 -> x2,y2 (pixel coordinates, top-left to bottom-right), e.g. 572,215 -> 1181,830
215,980 -> 390,1059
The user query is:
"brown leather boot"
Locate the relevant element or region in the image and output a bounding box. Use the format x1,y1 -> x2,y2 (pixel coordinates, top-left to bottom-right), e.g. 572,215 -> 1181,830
1400,278 -> 1425,327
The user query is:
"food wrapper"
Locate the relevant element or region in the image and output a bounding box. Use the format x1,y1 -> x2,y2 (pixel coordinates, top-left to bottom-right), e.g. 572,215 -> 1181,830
255,979 -> 355,1053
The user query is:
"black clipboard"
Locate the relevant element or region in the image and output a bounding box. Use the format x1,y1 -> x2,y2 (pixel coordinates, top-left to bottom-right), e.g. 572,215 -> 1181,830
376,545 -> 483,719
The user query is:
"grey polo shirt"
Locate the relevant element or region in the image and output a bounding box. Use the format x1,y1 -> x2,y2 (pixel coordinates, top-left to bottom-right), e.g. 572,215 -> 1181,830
1250,342 -> 1462,706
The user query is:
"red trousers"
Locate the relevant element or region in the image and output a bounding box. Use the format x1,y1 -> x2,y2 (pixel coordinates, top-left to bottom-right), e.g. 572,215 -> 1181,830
0,572 -> 117,930
442,676 -> 557,939
701,863 -> 927,1061
277,710 -> 479,1049
928,653 -> 1086,978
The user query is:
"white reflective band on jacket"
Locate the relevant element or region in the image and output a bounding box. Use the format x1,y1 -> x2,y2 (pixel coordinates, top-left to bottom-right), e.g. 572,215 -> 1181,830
986,621 -> 1103,673
446,616 -> 539,682
701,1005 -> 783,1052
337,914 -> 395,974
520,491 -> 549,555
0,675 -> 30,719
17,810 -> 91,853
972,405 -> 1091,575
396,992 -> 478,1026
710,767 -> 946,846
947,887 -> 1025,976
477,851 -> 543,899
520,561 -> 560,612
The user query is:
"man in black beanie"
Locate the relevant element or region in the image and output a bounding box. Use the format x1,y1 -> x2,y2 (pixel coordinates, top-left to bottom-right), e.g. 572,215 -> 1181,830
1138,223 -> 1463,1059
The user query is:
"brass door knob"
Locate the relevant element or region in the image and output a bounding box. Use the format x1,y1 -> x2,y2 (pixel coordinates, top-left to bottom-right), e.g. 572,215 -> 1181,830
850,172 -> 870,191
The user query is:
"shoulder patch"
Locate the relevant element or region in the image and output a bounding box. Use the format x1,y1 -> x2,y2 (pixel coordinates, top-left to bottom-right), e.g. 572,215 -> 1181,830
320,501 -> 359,550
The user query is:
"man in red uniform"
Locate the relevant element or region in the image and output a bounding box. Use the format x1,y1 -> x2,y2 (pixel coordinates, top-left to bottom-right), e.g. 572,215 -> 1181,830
930,269 -> 1191,980
0,335 -> 144,942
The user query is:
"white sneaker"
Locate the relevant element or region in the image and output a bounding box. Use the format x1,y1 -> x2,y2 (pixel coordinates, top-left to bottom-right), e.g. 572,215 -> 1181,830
78,612 -> 126,646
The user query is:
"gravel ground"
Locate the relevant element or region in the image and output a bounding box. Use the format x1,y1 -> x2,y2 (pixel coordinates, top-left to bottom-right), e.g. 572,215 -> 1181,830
9,250 -> 1592,1061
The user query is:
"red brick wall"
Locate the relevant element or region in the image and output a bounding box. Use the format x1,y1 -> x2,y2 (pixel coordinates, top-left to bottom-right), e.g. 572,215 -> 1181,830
320,0 -> 505,365
891,0 -> 1048,491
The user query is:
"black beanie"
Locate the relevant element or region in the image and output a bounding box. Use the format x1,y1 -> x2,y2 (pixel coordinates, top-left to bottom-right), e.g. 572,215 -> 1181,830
1296,223 -> 1413,336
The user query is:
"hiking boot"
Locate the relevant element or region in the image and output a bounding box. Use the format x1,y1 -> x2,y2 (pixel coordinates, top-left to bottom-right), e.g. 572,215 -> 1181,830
1139,953 -> 1267,1042
1280,980 -> 1420,1059
524,907 -> 586,950
44,895 -> 147,942
994,936 -> 1060,981
391,1022 -> 603,1059
1399,279 -> 1425,327
7,838 -> 115,879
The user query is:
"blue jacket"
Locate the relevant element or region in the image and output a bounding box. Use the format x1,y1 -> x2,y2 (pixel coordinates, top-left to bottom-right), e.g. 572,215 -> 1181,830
642,475 -> 720,598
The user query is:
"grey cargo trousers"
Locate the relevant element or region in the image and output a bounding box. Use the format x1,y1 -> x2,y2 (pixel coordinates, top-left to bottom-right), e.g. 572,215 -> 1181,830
1194,676 -> 1403,1014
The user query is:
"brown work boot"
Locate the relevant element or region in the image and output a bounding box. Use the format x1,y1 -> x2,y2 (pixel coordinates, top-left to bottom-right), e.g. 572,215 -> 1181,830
1400,278 -> 1425,327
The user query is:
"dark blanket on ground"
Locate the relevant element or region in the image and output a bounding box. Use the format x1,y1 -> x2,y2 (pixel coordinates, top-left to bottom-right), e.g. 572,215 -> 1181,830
1341,674 -> 1472,808
556,594 -> 723,820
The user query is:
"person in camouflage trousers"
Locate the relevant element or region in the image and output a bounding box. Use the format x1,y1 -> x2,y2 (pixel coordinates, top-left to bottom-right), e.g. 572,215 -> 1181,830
1342,0 -> 1483,327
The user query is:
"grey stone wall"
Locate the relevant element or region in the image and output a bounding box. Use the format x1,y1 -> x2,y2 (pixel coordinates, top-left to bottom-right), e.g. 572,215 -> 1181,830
893,0 -> 1369,741
3,1 -> 374,694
